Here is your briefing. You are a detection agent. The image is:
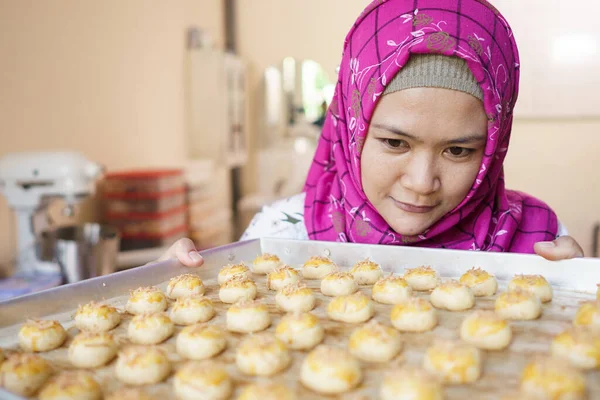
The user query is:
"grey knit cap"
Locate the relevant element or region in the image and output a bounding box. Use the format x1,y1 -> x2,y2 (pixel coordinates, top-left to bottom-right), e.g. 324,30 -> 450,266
383,54 -> 484,101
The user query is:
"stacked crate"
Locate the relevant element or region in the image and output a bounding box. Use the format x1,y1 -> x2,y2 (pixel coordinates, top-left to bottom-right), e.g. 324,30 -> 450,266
101,169 -> 188,251
185,161 -> 234,250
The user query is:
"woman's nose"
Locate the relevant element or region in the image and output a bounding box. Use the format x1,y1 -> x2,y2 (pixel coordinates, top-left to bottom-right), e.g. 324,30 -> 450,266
400,154 -> 441,195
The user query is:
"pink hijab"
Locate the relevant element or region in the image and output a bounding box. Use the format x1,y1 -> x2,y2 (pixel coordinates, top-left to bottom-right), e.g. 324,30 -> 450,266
304,0 -> 558,253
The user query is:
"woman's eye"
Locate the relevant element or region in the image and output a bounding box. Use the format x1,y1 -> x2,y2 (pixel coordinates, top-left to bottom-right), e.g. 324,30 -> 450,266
383,139 -> 407,149
445,146 -> 473,157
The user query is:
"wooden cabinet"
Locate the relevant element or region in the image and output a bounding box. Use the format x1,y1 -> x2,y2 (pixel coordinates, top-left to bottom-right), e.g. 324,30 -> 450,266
186,48 -> 248,166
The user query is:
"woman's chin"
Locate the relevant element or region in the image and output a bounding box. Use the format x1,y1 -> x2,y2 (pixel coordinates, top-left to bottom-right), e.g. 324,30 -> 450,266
395,228 -> 428,237
386,214 -> 437,238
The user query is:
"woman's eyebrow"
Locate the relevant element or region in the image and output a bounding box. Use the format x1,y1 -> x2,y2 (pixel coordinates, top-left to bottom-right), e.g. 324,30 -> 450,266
372,123 -> 486,146
441,135 -> 486,146
372,123 -> 421,141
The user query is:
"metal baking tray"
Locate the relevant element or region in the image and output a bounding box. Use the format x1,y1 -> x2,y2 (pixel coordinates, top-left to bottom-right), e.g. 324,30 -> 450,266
1,238 -> 599,399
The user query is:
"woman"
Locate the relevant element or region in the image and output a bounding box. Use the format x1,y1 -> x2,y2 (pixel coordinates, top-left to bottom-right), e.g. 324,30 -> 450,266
161,0 -> 583,266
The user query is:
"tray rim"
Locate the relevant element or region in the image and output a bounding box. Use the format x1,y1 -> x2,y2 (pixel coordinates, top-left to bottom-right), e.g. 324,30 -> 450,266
0,240 -> 262,328
261,237 -> 600,289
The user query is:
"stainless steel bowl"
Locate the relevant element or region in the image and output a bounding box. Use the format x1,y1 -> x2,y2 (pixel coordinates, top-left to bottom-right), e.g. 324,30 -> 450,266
40,223 -> 120,283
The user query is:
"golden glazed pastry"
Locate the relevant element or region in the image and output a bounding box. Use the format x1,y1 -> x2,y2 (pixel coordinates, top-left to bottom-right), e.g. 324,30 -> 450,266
115,346 -> 171,386
236,333 -> 291,376
74,301 -> 121,332
128,312 -> 174,345
68,331 -> 118,368
105,388 -> 153,400
403,266 -> 440,291
350,258 -> 383,284
275,283 -> 316,313
169,295 -> 215,325
508,274 -> 553,303
498,393 -> 539,400
300,345 -> 362,394
573,301 -> 600,332
166,274 -> 205,299
327,292 -> 374,323
430,280 -> 475,311
459,267 -> 498,296
551,327 -> 600,370
390,297 -> 438,332
379,367 -> 443,400
176,324 -> 227,360
495,290 -> 542,320
276,312 -> 324,350
252,253 -> 283,274
126,286 -> 167,315
218,263 -> 252,284
19,319 -> 67,352
320,271 -> 358,297
0,353 -> 53,397
348,320 -> 402,362
219,275 -> 258,304
460,311 -> 512,350
236,382 -> 296,400
520,358 -> 586,400
38,371 -> 102,400
372,274 -> 413,304
267,265 -> 301,291
423,340 -> 482,384
226,300 -> 271,333
174,361 -> 232,400
302,256 -> 338,279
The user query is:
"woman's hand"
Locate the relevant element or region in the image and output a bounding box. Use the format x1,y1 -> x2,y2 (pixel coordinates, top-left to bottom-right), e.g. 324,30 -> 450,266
534,236 -> 584,261
155,238 -> 204,267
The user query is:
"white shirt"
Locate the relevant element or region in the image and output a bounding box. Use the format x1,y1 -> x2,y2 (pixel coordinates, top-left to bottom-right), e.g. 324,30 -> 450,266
241,193 -> 309,241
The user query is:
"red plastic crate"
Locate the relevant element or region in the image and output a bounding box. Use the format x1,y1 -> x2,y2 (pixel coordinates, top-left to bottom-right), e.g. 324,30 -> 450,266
103,188 -> 186,214
104,206 -> 188,237
103,169 -> 185,194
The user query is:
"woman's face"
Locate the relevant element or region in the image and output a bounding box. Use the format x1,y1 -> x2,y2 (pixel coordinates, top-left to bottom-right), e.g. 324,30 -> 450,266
360,87 -> 488,237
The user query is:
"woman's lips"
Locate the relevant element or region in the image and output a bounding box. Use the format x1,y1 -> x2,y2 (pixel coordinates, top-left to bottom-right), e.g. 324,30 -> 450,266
391,198 -> 437,214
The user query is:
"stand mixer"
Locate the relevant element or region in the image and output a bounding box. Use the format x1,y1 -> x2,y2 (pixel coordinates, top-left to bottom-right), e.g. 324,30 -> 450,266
0,151 -> 104,278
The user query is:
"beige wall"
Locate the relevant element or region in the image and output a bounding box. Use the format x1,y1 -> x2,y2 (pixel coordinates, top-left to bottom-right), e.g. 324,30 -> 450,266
506,120 -> 600,255
236,0 -> 600,255
236,0 -> 367,87
0,0 -> 224,268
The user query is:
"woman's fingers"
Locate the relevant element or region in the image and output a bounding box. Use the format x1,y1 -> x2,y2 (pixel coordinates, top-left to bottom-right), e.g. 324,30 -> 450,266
534,236 -> 584,261
157,238 -> 204,267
